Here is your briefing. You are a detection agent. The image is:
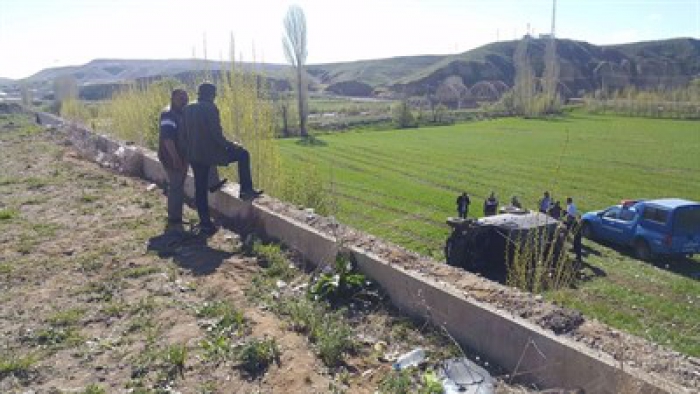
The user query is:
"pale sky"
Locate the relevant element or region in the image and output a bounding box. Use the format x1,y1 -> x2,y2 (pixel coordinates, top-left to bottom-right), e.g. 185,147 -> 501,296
0,0 -> 698,79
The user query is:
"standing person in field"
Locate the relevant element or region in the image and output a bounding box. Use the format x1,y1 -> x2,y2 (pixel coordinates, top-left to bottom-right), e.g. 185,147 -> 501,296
510,195 -> 522,209
182,82 -> 262,236
572,216 -> 583,262
550,200 -> 562,220
158,89 -> 189,232
483,191 -> 498,216
539,191 -> 552,214
565,197 -> 578,226
456,192 -> 471,219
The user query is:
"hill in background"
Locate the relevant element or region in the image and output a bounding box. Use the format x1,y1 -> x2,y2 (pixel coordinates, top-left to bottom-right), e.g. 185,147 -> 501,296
5,37 -> 699,99
309,37 -> 699,97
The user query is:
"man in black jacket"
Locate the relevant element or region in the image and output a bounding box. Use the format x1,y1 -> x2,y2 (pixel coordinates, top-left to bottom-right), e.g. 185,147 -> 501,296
456,192 -> 470,219
182,83 -> 262,236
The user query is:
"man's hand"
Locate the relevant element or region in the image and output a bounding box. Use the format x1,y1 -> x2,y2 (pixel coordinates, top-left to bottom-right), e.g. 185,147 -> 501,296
164,139 -> 186,171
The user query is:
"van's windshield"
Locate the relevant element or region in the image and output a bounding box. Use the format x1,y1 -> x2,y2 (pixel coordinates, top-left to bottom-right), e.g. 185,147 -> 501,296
674,207 -> 700,235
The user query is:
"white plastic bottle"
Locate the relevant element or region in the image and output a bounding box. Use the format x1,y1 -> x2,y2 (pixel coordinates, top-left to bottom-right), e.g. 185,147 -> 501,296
392,348 -> 426,370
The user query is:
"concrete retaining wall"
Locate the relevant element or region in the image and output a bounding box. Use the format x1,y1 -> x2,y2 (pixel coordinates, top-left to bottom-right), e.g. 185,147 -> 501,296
56,118 -> 679,393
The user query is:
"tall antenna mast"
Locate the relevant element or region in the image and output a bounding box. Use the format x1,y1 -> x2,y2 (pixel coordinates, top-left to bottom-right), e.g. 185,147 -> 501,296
551,0 -> 557,37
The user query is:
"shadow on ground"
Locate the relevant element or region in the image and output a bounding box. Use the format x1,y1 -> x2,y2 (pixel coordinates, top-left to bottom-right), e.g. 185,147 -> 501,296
590,238 -> 700,280
147,231 -> 234,276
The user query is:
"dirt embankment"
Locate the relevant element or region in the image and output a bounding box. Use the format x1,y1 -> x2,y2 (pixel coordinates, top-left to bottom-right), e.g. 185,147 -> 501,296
1,117 -> 539,392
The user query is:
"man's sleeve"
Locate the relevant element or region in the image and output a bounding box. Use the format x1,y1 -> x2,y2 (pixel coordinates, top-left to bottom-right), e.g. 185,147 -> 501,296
159,113 -> 178,140
207,106 -> 232,147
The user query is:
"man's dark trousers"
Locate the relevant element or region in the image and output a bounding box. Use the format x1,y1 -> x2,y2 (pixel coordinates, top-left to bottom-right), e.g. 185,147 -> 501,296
191,145 -> 253,228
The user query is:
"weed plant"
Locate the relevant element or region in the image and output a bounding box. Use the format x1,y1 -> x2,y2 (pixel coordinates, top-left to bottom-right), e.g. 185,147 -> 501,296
60,98 -> 95,123
309,255 -> 367,304
0,208 -> 18,220
235,337 -> 280,375
0,351 -> 36,379
200,333 -> 233,363
164,344 -> 187,378
81,384 -> 106,394
196,300 -> 246,335
506,223 -> 577,293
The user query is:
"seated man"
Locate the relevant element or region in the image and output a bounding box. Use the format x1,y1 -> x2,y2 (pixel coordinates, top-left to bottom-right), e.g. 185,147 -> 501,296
182,83 -> 263,236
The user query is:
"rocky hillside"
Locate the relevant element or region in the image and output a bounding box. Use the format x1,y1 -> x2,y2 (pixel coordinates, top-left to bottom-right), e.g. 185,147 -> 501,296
386,37 -> 700,97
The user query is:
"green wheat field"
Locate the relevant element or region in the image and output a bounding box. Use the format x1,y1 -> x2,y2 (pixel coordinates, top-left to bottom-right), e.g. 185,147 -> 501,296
280,112 -> 700,356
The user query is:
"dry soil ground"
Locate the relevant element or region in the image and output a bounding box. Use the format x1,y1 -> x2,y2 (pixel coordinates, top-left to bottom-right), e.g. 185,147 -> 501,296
1,116 -> 535,393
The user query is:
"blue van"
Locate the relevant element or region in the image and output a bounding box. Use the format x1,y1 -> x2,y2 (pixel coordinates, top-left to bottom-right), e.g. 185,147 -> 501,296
581,198 -> 700,260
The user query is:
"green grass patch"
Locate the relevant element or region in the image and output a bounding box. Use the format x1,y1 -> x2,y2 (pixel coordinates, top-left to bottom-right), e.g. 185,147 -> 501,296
0,208 -> 18,220
48,308 -> 85,327
120,265 -> 161,279
25,177 -> 48,190
235,337 -> 280,376
81,384 -> 106,394
0,351 -> 36,378
33,326 -> 83,347
252,242 -> 296,280
249,243 -> 357,367
80,194 -> 98,203
78,281 -> 117,303
31,222 -> 60,238
101,301 -> 128,318
163,343 -> 187,379
548,242 -> 700,356
0,177 -> 19,186
21,196 -> 48,206
196,300 -> 246,335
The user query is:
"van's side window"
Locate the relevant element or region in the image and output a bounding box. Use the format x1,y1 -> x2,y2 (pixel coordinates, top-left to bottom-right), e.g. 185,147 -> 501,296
604,207 -> 621,219
620,208 -> 636,221
643,207 -> 669,224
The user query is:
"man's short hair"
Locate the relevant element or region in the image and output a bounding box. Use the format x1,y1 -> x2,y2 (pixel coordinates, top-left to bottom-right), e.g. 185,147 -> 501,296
171,88 -> 187,98
198,83 -> 216,99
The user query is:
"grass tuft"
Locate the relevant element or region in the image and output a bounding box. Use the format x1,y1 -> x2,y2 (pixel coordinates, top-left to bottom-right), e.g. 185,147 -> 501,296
236,337 -> 280,376
0,352 -> 36,378
0,208 -> 18,220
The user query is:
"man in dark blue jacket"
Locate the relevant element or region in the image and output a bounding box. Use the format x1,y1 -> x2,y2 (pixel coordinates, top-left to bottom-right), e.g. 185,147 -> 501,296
183,83 -> 262,236
158,89 -> 189,231
483,191 -> 498,216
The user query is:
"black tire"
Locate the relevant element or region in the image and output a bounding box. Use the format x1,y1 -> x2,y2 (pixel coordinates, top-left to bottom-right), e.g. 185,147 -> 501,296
581,221 -> 594,239
634,239 -> 652,261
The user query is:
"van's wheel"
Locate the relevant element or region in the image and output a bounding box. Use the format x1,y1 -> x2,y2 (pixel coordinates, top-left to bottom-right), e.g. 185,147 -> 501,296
581,221 -> 594,239
634,239 -> 652,261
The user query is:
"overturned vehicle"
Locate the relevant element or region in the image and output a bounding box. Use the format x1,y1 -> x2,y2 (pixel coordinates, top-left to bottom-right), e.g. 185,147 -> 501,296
445,211 -> 563,279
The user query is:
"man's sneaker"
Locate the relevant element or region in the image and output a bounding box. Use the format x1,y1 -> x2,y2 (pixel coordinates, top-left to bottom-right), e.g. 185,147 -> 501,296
164,221 -> 186,235
239,189 -> 263,201
209,178 -> 228,193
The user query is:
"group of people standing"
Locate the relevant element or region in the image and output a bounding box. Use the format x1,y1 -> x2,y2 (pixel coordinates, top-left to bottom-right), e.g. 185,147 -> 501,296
157,83 -> 262,237
454,190 -> 583,261
455,190 -> 577,222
